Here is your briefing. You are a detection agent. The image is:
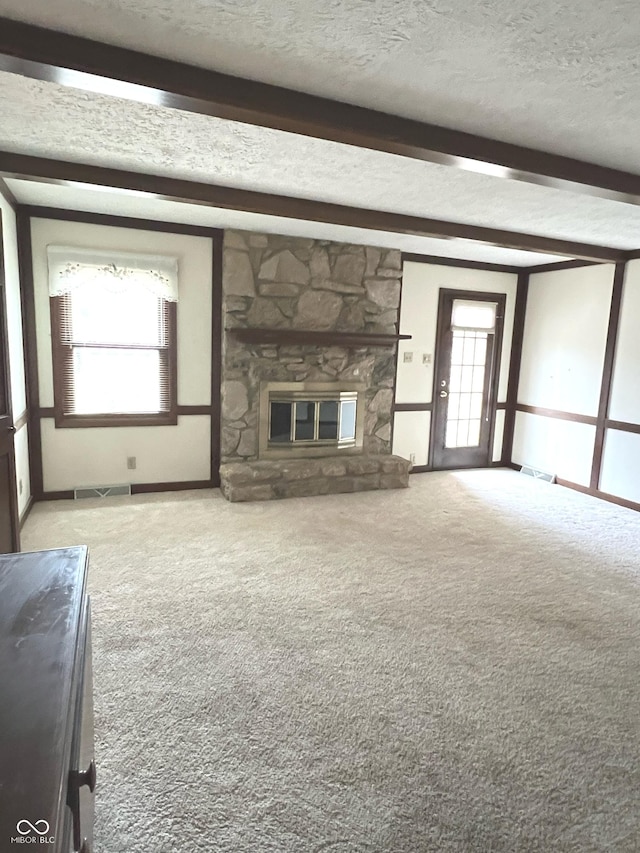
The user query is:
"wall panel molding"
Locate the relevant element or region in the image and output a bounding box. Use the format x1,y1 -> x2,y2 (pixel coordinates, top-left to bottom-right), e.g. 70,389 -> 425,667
393,402 -> 432,413
556,477 -> 640,515
606,419 -> 640,435
515,403 -> 597,426
19,204 -> 222,497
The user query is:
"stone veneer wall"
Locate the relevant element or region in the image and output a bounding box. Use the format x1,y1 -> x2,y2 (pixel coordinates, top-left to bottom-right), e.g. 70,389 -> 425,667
220,230 -> 403,464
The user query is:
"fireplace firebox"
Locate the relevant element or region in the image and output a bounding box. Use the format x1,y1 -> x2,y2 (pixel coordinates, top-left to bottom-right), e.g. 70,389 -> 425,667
259,382 -> 365,459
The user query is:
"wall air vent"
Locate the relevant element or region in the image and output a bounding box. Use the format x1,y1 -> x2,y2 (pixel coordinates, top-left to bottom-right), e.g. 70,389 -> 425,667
74,485 -> 132,499
519,465 -> 556,483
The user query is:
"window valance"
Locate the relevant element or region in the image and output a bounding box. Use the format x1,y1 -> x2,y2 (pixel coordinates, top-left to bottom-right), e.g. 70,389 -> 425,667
47,245 -> 179,302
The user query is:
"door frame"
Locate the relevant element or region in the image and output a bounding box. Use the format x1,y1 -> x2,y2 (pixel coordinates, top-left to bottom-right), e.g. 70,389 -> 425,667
429,288 -> 506,471
0,209 -> 20,551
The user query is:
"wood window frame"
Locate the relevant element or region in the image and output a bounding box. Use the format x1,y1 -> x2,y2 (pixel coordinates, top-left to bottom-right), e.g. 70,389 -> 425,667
49,293 -> 178,429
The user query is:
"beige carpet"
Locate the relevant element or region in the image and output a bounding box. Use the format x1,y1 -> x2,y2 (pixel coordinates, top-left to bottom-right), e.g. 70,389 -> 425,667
22,470 -> 640,853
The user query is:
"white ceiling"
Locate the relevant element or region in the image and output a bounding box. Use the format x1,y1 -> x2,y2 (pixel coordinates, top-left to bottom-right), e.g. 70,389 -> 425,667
0,0 -> 638,261
0,0 -> 639,170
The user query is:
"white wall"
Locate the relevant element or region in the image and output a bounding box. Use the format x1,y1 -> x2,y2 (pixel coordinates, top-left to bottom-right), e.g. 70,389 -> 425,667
30,218 -> 213,491
512,412 -> 596,487
492,409 -> 505,463
609,260 -> 640,424
512,264 -> 614,486
392,410 -> 431,467
393,262 -> 518,466
518,264 -> 614,415
600,430 -> 640,504
598,260 -> 640,501
0,196 -> 31,517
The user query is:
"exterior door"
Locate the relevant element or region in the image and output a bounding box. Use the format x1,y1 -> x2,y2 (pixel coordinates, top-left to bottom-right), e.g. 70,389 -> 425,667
430,289 -> 505,470
0,212 -> 19,552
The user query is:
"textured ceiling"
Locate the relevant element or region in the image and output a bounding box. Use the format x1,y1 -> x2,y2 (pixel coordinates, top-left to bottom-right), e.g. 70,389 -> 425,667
6,178 -> 565,265
2,72 -> 640,250
0,0 -> 639,171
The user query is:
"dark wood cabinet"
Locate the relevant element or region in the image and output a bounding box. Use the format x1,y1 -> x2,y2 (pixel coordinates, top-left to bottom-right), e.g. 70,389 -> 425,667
0,547 -> 95,852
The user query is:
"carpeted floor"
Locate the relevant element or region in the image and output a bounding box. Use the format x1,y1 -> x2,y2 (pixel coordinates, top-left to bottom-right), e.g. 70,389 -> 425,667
22,470 -> 640,853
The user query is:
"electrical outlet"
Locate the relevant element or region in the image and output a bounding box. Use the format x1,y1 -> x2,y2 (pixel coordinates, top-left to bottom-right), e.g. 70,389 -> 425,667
19,479 -> 23,495
409,453 -> 416,465
422,352 -> 432,365
403,351 -> 414,363
127,456 -> 137,470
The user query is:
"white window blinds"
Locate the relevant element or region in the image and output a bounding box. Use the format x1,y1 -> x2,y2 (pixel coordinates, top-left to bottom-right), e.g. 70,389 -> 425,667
451,300 -> 497,332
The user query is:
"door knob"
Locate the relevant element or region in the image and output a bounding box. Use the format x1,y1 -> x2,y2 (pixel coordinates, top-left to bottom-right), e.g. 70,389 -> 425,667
73,759 -> 96,793
439,390 -> 448,398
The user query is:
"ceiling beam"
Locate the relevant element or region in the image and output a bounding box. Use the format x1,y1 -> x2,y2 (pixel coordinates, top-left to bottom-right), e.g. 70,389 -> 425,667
0,151 -> 625,262
1,18 -> 640,207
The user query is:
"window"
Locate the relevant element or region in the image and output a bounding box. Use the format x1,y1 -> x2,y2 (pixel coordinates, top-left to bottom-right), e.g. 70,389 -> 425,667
445,300 -> 497,449
48,246 -> 178,428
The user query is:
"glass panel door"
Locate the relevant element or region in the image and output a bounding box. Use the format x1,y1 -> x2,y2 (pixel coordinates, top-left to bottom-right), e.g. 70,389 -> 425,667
430,290 -> 505,470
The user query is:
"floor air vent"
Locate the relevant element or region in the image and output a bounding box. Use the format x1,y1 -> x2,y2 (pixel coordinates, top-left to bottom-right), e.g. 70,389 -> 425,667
74,485 -> 132,499
519,465 -> 556,483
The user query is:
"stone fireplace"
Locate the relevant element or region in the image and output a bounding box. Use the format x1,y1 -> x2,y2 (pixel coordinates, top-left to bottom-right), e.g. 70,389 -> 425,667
219,230 -> 411,501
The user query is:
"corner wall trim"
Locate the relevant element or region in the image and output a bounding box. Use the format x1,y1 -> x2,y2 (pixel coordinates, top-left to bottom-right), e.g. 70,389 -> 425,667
0,176 -> 17,209
16,207 -> 43,500
210,230 -> 223,488
502,272 -> 529,464
590,261 -> 626,490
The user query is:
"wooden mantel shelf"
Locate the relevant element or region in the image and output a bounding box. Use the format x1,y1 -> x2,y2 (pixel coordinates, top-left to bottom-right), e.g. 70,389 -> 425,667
226,328 -> 412,348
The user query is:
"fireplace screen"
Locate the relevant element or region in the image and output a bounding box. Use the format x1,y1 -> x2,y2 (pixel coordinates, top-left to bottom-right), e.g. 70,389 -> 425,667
260,382 -> 365,458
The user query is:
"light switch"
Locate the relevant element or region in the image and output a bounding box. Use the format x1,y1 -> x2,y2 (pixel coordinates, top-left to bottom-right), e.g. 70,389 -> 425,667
423,353 -> 432,365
